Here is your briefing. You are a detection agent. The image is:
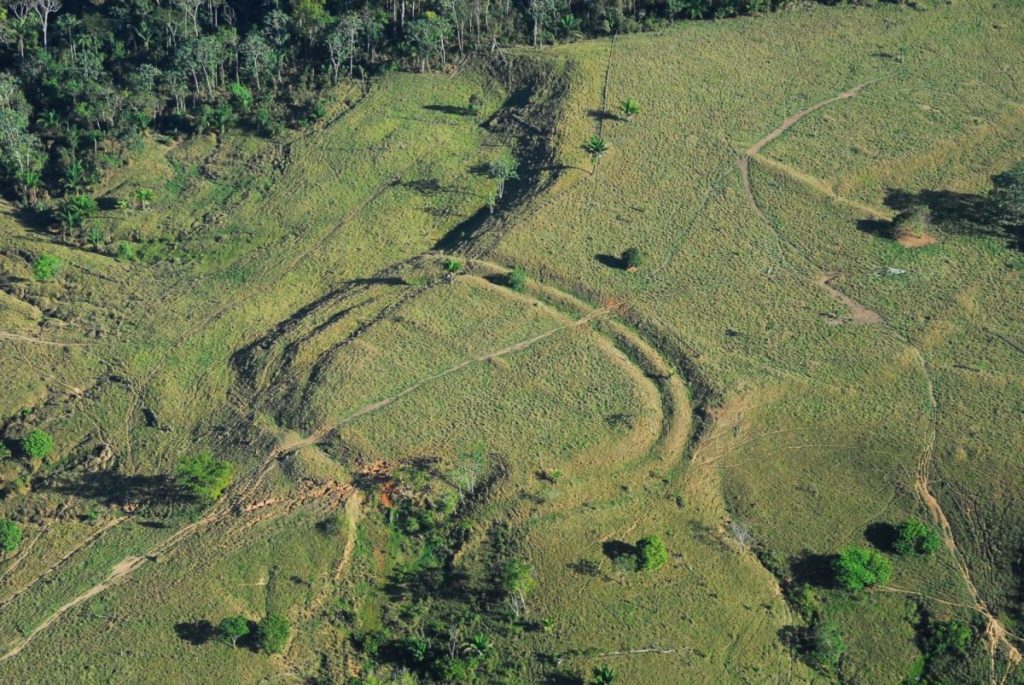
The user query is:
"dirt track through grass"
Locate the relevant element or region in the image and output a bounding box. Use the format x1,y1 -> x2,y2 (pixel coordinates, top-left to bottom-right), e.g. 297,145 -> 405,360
738,80 -> 885,323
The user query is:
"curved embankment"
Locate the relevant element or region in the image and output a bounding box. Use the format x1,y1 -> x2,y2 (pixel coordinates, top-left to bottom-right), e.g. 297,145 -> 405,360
463,257 -> 691,461
0,255 -> 690,663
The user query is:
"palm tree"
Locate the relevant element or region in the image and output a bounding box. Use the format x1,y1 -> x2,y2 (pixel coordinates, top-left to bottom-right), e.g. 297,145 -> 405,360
619,98 -> 640,121
583,135 -> 609,173
592,665 -> 616,684
461,633 -> 493,658
135,187 -> 154,211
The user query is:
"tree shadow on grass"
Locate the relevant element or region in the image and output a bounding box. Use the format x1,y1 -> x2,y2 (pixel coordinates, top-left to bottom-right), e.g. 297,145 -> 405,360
880,186 -> 1022,249
174,620 -> 215,646
601,539 -> 636,562
595,253 -> 625,270
423,104 -> 472,116
855,218 -> 892,239
587,108 -> 621,124
47,470 -> 176,507
790,550 -> 837,589
864,522 -> 898,553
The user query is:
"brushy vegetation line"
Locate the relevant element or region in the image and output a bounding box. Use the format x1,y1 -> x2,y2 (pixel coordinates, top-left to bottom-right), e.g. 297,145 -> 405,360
0,0 -> 921,213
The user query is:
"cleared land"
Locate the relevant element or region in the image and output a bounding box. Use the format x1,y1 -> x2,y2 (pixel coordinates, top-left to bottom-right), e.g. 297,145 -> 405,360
0,2 -> 1022,684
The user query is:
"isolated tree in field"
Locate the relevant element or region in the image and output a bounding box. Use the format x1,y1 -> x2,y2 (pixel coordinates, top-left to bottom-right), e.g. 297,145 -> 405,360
488,154 -> 519,200
622,247 -> 642,270
584,135 -> 609,172
893,519 -> 941,555
135,187 -> 154,211
619,98 -> 640,121
217,615 -> 250,647
635,535 -> 668,570
174,451 -> 233,503
833,546 -> 892,590
468,93 -> 484,116
0,519 -> 23,554
502,559 -> 536,617
507,265 -> 527,293
990,162 -> 1024,238
22,429 -> 54,459
31,254 -> 61,282
591,664 -> 616,684
256,613 -> 291,653
891,206 -> 932,243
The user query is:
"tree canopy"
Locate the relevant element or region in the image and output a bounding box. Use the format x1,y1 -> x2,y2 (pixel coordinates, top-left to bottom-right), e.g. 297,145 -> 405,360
0,519 -> 23,553
833,546 -> 892,590
174,451 -> 233,503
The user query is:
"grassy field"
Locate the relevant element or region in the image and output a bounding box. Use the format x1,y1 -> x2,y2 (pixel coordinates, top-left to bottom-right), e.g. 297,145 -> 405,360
0,1 -> 1022,683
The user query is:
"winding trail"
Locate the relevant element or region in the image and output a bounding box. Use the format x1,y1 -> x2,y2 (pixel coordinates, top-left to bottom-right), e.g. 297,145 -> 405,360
738,81 -> 884,323
737,80 -> 1020,677
0,331 -> 87,347
910,350 -> 1022,680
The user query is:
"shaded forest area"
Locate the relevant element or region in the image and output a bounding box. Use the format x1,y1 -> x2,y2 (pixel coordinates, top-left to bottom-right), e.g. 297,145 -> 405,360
0,0 -> 911,208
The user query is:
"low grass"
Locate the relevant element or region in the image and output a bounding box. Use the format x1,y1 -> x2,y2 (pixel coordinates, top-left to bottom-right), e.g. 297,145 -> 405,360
0,1 -> 1021,682
488,0 -> 1024,680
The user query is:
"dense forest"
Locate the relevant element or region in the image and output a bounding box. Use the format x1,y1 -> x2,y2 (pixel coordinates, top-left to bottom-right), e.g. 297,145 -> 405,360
0,0 -> 905,215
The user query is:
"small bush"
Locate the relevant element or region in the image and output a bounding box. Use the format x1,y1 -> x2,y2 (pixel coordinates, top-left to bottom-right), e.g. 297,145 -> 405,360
787,584 -> 823,622
116,241 -> 137,261
893,519 -> 941,555
891,206 -> 932,241
317,514 -> 345,536
0,519 -> 23,553
31,255 -> 62,282
21,429 -> 54,460
257,613 -> 290,654
636,535 -> 668,571
833,546 -> 892,590
507,265 -> 527,293
443,257 -> 462,273
805,620 -> 845,673
622,247 -> 643,270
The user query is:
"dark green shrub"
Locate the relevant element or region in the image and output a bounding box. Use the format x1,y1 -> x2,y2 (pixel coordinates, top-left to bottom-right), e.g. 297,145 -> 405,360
636,535 -> 668,571
833,546 -> 892,590
507,266 -> 527,293
787,584 -> 823,622
0,519 -> 23,553
622,247 -> 643,269
893,519 -> 941,555
924,619 -> 972,656
21,429 -> 54,460
217,615 -> 250,647
317,514 -> 345,536
444,257 -> 463,273
31,255 -> 62,282
591,664 -> 616,684
256,613 -> 290,654
805,620 -> 845,673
